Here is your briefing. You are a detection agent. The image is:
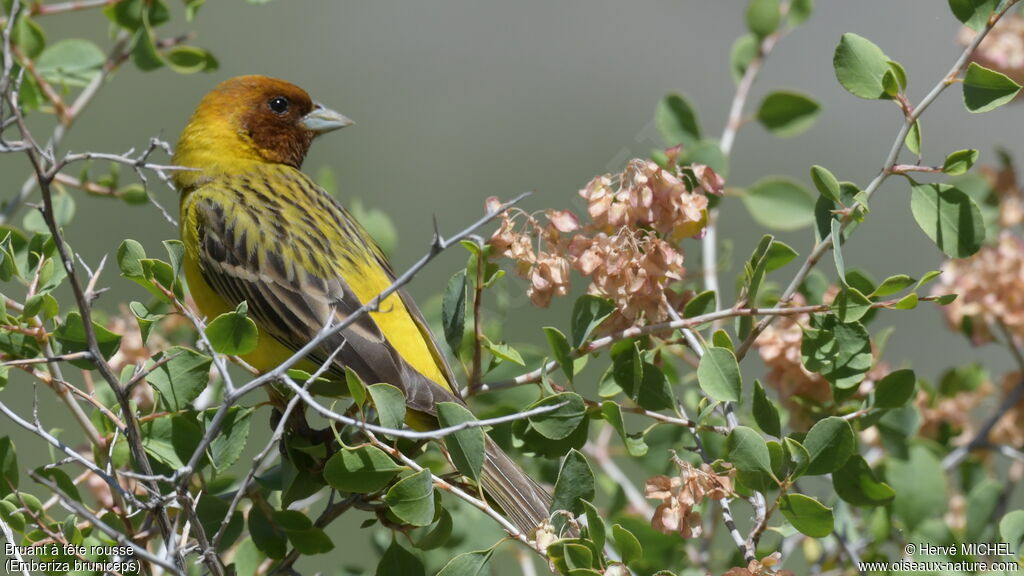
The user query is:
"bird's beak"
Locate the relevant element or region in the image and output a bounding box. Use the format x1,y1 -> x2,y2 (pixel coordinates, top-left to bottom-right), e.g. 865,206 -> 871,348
301,103 -> 354,134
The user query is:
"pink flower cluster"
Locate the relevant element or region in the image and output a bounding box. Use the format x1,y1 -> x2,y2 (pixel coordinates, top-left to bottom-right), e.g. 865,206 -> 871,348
489,156 -> 723,328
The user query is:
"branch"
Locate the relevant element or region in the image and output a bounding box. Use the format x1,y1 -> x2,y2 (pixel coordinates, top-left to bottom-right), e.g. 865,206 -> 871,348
483,299 -> 905,391
30,471 -> 183,575
734,0 -> 1022,362
179,193 -> 531,485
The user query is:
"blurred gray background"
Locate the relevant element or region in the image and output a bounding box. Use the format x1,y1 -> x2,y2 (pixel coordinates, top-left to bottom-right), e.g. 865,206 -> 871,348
1,1 -> 1020,573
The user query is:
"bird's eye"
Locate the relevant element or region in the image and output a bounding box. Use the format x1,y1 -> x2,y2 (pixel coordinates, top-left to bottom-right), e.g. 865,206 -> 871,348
268,96 -> 289,115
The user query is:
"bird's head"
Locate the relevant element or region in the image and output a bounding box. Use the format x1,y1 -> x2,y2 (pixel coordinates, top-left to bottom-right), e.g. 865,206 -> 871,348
173,75 -> 353,188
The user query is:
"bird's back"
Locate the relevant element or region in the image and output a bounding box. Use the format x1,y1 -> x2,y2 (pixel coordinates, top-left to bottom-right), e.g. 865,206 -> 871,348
180,164 -> 456,399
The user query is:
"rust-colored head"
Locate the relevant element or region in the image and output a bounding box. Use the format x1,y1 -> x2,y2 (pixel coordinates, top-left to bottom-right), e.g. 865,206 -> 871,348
173,75 -> 352,186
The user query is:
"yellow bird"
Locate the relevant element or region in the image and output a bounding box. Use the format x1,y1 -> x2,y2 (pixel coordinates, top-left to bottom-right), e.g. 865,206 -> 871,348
172,75 -> 551,536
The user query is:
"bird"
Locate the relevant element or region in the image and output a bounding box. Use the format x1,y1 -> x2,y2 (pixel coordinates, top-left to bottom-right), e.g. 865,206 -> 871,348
171,75 -> 552,538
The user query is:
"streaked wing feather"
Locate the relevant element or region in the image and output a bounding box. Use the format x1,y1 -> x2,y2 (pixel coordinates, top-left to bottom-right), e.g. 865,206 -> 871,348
191,193 -> 456,415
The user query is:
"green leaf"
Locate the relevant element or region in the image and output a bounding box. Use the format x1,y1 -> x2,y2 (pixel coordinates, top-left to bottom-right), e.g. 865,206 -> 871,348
131,18 -> 164,71
437,402 -> 485,482
683,290 -> 716,318
385,469 -> 435,526
831,218 -> 845,282
874,369 -> 916,409
284,525 -> 334,555
571,295 -> 615,348
697,347 -> 742,403
36,39 -> 105,87
949,0 -> 998,31
803,416 -> 855,475
894,292 -> 919,310
484,338 -> 525,366
53,311 -> 122,369
527,393 -> 586,441
544,327 -> 575,383
345,366 -> 367,408
655,93 -> 701,147
324,445 -> 403,493
376,540 -> 426,576
832,455 -> 894,507
248,506 -> 287,560
784,437 -> 811,479
141,414 -> 203,469
765,239 -> 794,270
965,478 -> 1001,541
905,119 -> 922,156
436,548 -> 494,576
999,510 -> 1024,550
889,445 -> 947,530
600,401 -> 648,457
914,270 -> 942,291
12,15 -> 45,59
739,235 -> 774,340
611,524 -> 643,567
801,316 -> 873,389
963,62 -> 1022,113
205,406 -> 253,471
548,541 -> 595,573
415,508 -> 453,550
164,45 -> 218,74
0,438 -> 17,497
368,383 -> 406,432
742,177 -> 816,231
870,274 -> 915,298
942,149 -> 979,175
442,270 -> 467,354
551,449 -> 595,516
810,165 -> 841,203
756,91 -> 820,137
730,34 -> 759,84
23,189 -> 75,233
117,239 -> 147,278
790,0 -> 814,24
780,494 -> 834,537
910,183 -> 985,258
205,305 -> 259,356
581,500 -> 606,551
833,33 -> 894,100
146,347 -> 212,411
746,0 -> 780,38
752,380 -> 781,437
612,344 -> 675,411
712,329 -> 734,351
727,426 -> 773,475
832,286 -> 872,323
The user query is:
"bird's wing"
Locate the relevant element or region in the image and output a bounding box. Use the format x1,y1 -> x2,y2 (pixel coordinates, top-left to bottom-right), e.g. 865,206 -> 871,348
187,177 -> 460,415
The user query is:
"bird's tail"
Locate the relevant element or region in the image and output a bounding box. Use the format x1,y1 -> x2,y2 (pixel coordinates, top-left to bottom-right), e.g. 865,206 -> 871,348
480,437 -> 553,539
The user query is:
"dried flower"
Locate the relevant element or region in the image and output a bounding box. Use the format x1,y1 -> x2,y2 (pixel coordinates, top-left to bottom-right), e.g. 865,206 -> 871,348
720,552 -> 796,576
990,371 -> 1024,446
487,156 -> 721,328
645,460 -> 734,539
979,162 -> 1024,228
533,520 -> 557,553
578,159 -> 721,241
933,231 -> 1024,344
